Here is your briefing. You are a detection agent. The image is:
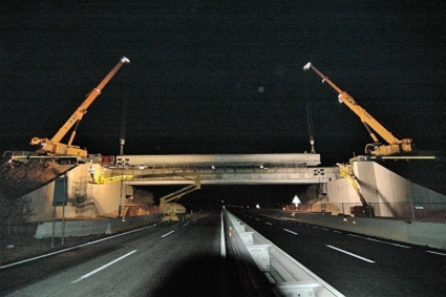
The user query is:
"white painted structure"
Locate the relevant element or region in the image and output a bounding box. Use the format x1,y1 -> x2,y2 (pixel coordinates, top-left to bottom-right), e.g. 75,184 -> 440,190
21,154 -> 445,222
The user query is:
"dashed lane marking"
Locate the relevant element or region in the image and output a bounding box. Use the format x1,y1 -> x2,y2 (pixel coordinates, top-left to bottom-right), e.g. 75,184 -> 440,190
161,231 -> 175,238
326,245 -> 375,263
283,229 -> 298,235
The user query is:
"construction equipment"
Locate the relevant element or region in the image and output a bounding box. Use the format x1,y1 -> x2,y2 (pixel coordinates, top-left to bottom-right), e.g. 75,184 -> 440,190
337,163 -> 374,217
30,57 -> 130,158
88,167 -> 133,184
303,62 -> 415,156
158,173 -> 201,222
135,172 -> 201,222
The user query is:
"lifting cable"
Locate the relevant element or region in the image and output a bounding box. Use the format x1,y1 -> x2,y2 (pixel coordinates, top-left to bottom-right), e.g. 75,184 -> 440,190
304,73 -> 316,153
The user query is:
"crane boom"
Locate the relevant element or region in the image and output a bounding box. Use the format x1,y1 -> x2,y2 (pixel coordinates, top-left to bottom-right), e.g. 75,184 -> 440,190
303,62 -> 414,156
31,57 -> 130,158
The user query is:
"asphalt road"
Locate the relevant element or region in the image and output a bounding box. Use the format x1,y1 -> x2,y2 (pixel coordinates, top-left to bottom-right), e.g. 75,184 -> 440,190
0,212 -> 247,297
2,210 -> 445,297
231,209 -> 446,297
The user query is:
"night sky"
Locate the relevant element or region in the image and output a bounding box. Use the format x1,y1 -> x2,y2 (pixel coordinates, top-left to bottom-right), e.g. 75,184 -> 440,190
1,1 -> 446,204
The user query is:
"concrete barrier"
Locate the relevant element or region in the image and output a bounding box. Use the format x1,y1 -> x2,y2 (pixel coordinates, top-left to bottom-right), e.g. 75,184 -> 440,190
257,210 -> 446,250
35,219 -> 110,238
406,222 -> 446,249
35,214 -> 162,238
106,214 -> 160,234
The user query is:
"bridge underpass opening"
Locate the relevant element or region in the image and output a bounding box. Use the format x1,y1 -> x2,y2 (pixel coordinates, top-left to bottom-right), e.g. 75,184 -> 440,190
134,184 -> 318,211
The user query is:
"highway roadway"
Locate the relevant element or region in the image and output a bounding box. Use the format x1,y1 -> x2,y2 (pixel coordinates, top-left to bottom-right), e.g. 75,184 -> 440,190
231,209 -> 446,297
1,210 -> 445,297
0,212 -> 249,297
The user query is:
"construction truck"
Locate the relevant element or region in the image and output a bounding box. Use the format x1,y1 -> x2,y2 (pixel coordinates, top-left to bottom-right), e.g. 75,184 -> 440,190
30,57 -> 130,159
303,62 -> 415,156
337,163 -> 374,217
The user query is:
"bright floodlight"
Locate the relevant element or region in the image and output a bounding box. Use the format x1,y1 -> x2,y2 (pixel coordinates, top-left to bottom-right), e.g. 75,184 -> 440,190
303,62 -> 312,70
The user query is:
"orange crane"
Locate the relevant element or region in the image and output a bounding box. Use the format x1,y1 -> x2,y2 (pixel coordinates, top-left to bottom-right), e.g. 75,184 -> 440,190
30,57 -> 130,158
303,62 -> 414,156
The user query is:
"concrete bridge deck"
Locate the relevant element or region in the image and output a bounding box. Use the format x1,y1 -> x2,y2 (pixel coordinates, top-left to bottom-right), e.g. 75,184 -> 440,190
104,153 -> 336,185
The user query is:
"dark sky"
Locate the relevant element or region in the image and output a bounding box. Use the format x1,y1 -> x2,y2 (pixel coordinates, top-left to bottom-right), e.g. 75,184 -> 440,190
1,1 -> 446,167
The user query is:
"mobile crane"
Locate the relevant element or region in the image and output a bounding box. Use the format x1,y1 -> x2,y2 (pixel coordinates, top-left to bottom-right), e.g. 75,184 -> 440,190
30,57 -> 130,158
303,62 -> 415,156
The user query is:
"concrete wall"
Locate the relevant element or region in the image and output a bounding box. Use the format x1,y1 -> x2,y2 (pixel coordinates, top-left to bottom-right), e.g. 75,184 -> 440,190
34,214 -> 160,238
326,161 -> 446,217
24,163 -> 135,221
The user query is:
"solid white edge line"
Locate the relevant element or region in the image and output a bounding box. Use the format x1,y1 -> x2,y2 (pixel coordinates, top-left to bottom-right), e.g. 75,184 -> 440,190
348,233 -> 411,249
427,250 -> 446,256
283,229 -> 298,235
161,231 -> 175,238
334,231 -> 342,233
366,238 -> 410,249
72,250 -> 137,283
0,224 -> 156,270
265,222 -> 273,225
326,245 -> 375,263
221,212 -> 226,257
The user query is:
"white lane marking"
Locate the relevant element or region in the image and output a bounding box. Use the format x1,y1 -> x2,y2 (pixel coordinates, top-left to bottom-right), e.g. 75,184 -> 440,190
427,250 -> 446,256
326,245 -> 375,263
183,222 -> 189,227
334,231 -> 342,234
348,234 -> 410,249
313,226 -> 318,228
256,218 -> 260,221
266,222 -> 273,225
161,231 -> 175,238
321,228 -> 328,231
72,250 -> 137,283
283,229 -> 298,235
0,224 -> 156,270
221,212 -> 226,257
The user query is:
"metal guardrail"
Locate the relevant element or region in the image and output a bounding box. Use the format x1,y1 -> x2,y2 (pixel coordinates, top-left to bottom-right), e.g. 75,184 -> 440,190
225,210 -> 345,297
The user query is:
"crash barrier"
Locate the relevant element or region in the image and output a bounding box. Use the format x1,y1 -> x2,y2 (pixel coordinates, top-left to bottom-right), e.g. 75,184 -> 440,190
225,210 -> 345,297
285,201 -> 446,224
259,209 -> 446,250
35,214 -> 161,238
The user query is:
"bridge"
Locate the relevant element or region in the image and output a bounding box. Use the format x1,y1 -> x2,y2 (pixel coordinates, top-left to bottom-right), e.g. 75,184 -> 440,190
105,153 -> 337,185
2,152 -> 446,297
